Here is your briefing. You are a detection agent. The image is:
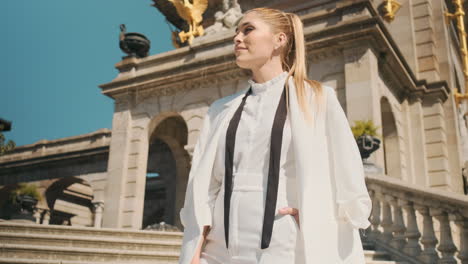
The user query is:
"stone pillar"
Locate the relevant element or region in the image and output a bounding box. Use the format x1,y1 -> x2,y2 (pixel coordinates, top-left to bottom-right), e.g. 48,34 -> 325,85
384,0 -> 419,76
411,0 -> 440,82
125,117 -> 150,229
422,98 -> 452,190
408,97 -> 429,186
343,45 -> 381,164
102,97 -> 134,228
93,201 -> 104,228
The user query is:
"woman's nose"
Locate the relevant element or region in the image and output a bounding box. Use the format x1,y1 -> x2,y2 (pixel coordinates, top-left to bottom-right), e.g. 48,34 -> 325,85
233,32 -> 242,44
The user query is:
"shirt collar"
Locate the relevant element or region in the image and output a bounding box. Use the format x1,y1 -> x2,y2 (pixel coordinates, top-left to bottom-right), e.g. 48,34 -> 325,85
247,71 -> 288,95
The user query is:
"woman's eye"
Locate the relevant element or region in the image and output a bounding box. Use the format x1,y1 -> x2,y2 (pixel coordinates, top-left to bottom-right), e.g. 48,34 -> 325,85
244,27 -> 253,33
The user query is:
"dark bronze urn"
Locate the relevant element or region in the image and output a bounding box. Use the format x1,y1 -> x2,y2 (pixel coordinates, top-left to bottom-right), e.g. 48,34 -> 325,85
119,24 -> 150,59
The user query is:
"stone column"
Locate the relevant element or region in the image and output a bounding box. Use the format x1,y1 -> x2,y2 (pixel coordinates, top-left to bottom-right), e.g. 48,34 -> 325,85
102,96 -> 134,228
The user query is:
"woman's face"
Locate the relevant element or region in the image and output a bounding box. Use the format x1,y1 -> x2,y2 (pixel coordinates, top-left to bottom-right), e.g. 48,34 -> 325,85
233,12 -> 280,70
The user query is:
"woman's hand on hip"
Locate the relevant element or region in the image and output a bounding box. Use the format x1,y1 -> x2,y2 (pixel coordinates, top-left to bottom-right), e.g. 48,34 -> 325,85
278,207 -> 300,228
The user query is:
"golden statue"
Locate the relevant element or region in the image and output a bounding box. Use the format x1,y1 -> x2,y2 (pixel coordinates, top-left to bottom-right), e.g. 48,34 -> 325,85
382,0 -> 401,22
166,0 -> 208,45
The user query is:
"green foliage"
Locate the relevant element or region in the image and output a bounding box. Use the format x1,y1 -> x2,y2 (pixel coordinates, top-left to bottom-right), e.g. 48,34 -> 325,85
9,183 -> 41,204
0,132 -> 15,155
351,120 -> 380,139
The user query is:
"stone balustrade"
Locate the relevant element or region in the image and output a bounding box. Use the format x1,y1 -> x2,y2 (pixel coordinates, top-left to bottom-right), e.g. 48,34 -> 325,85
0,129 -> 111,164
365,174 -> 468,264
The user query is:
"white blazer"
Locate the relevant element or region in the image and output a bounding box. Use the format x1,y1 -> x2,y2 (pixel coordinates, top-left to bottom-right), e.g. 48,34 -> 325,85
178,78 -> 372,263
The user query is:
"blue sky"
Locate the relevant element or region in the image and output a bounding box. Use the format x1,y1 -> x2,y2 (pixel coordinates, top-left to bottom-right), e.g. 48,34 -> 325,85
1,1 -> 174,146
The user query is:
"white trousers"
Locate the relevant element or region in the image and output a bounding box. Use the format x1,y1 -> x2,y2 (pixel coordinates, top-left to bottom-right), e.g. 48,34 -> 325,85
200,172 -> 300,264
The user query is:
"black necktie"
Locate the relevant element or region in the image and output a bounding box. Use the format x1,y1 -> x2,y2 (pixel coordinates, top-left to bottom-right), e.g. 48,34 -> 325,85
224,84 -> 288,249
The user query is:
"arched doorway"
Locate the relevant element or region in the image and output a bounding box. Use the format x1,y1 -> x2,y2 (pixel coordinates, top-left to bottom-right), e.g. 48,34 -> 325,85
45,177 -> 94,226
143,115 -> 190,229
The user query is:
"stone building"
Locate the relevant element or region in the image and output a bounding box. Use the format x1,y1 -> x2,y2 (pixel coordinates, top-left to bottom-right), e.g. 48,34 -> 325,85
1,0 -> 468,263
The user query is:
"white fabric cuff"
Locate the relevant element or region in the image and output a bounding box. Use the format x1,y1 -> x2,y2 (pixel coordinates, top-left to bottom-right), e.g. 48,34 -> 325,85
337,196 -> 372,229
198,204 -> 213,227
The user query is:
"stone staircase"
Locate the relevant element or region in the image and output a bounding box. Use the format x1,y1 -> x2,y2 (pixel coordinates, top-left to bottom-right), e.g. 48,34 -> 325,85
362,240 -> 402,264
0,222 -> 402,263
0,222 -> 181,264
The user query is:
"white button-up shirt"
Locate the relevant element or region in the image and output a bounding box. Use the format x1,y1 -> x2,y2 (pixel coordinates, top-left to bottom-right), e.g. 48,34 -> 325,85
209,71 -> 297,211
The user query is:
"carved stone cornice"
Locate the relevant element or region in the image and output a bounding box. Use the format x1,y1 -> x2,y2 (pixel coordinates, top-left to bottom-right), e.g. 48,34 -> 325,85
407,80 -> 450,104
134,67 -> 249,101
99,0 -> 450,104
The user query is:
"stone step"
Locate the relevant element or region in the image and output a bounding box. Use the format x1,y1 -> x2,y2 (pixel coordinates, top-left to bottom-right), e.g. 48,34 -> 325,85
0,232 -> 181,252
366,260 -> 398,264
1,244 -> 400,264
364,249 -> 394,261
0,244 -> 179,264
0,223 -> 400,264
0,257 -> 399,264
0,258 -> 95,264
0,222 -> 182,243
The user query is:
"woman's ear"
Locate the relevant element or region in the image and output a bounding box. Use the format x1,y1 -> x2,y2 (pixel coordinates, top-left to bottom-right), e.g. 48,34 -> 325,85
275,32 -> 288,50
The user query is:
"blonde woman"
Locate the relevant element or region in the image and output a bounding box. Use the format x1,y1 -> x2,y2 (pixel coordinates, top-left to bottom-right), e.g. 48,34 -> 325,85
178,7 -> 372,264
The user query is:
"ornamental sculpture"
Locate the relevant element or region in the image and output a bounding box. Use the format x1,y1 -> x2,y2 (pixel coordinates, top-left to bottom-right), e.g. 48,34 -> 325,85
445,0 -> 468,107
152,0 -> 208,47
381,0 -> 401,22
152,0 -> 242,48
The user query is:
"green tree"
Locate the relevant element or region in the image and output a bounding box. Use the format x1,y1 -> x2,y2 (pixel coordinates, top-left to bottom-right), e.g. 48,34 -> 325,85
0,132 -> 15,155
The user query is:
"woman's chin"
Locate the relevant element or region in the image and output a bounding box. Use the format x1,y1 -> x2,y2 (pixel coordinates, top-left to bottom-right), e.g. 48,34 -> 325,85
235,59 -> 252,70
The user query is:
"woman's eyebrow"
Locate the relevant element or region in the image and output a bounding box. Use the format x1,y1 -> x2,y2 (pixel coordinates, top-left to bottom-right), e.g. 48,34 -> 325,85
235,22 -> 252,33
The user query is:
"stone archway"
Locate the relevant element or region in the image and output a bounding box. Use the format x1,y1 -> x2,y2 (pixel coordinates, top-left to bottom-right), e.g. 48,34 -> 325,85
45,177 -> 94,226
380,97 -> 402,178
143,115 -> 190,230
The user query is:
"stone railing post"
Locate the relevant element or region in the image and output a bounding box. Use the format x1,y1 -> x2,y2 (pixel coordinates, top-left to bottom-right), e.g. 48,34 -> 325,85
390,198 -> 406,250
380,194 -> 394,243
431,208 -> 457,264
93,201 -> 105,228
401,200 -> 422,257
42,209 -> 50,225
369,190 -> 382,241
33,208 -> 42,224
453,214 -> 468,264
415,205 -> 439,263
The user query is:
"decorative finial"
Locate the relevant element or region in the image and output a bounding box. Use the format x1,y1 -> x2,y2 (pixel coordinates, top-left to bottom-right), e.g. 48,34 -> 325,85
118,24 -> 151,59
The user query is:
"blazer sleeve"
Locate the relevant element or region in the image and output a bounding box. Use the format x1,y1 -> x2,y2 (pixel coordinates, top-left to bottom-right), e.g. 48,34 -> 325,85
325,86 -> 372,229
179,105 -> 214,228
